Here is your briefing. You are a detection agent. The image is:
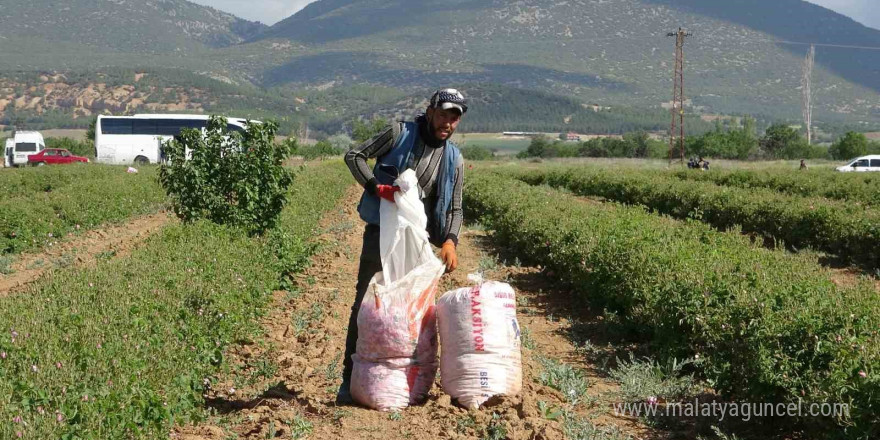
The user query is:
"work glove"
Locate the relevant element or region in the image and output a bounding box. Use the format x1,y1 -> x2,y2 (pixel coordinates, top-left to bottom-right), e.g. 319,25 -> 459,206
440,240 -> 458,273
376,184 -> 400,202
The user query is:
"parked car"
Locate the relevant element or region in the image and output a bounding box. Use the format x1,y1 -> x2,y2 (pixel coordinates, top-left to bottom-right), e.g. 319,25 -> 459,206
27,148 -> 89,166
836,155 -> 880,172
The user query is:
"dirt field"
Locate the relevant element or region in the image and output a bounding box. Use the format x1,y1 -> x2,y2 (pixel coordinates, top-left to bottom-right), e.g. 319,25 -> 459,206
0,212 -> 173,296
173,186 -> 663,440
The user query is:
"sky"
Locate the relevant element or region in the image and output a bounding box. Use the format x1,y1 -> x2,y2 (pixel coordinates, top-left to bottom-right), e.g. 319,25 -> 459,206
190,0 -> 880,30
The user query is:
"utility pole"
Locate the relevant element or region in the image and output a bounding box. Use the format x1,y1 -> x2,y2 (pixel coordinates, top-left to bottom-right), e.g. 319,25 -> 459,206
667,27 -> 691,164
802,44 -> 815,145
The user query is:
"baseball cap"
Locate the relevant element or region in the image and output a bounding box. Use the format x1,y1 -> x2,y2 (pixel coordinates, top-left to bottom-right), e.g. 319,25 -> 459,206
429,88 -> 468,114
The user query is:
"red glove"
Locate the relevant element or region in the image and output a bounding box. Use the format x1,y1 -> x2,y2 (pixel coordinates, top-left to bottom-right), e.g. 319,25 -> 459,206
376,184 -> 400,202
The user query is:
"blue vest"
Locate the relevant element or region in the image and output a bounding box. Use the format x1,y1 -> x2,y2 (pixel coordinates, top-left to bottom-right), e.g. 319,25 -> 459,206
357,121 -> 461,245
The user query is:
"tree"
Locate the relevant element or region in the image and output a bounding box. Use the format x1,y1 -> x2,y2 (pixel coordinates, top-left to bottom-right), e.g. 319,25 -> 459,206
327,133 -> 354,151
85,117 -> 97,142
352,117 -> 388,144
460,145 -> 494,161
828,131 -> 869,160
760,124 -> 808,159
517,135 -> 551,158
623,131 -> 650,158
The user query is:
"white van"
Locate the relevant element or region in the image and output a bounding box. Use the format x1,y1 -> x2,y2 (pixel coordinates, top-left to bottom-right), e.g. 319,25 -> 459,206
836,155 -> 880,172
11,132 -> 46,167
3,139 -> 13,168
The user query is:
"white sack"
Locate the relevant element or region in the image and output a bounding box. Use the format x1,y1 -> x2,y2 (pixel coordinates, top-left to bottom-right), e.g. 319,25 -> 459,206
437,281 -> 523,409
351,169 -> 446,411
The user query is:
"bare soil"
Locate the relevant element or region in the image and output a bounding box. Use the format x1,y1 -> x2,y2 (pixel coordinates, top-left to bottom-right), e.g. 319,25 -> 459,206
0,212 -> 172,296
173,186 -> 664,440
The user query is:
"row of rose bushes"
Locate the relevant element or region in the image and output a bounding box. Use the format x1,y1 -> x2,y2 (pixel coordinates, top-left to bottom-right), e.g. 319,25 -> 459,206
670,168 -> 880,207
0,161 -> 351,439
511,166 -> 880,269
465,170 -> 878,437
0,165 -> 167,255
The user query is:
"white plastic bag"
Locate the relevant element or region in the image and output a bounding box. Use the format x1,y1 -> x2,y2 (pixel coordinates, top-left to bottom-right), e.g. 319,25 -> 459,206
351,169 -> 446,411
437,281 -> 523,409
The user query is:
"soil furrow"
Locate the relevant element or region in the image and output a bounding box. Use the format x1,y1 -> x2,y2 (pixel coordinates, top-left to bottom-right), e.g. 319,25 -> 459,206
0,212 -> 172,296
174,185 -> 660,440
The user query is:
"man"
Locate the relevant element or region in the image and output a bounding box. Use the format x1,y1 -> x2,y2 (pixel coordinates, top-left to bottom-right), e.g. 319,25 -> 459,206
338,88 -> 466,404
800,159 -> 808,170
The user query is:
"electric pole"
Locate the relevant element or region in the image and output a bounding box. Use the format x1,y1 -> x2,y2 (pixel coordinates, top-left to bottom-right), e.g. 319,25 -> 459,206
667,27 -> 692,164
802,44 -> 815,145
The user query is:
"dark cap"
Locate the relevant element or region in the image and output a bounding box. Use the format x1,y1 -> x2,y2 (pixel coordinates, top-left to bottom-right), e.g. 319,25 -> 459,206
429,88 -> 468,114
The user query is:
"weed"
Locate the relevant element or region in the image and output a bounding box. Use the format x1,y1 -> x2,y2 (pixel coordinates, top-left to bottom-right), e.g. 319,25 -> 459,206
0,255 -> 14,274
388,411 -> 402,421
96,249 -> 117,260
609,354 -> 699,404
537,356 -> 590,406
287,414 -> 313,439
478,253 -> 500,273
324,352 -> 342,380
483,413 -> 508,440
563,411 -> 633,440
537,400 -> 563,421
455,414 -> 476,434
520,327 -> 536,350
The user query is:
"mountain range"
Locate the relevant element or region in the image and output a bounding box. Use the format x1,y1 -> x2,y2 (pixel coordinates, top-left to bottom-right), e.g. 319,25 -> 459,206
1,0 -> 879,137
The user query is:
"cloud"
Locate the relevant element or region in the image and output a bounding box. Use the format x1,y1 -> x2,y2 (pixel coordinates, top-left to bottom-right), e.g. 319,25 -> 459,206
189,0 -> 317,25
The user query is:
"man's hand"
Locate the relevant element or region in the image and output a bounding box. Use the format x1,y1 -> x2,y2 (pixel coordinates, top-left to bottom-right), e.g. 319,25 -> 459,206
440,240 -> 458,273
376,184 -> 400,202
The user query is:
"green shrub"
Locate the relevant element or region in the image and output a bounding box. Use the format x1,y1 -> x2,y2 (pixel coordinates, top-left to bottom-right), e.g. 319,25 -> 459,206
465,170 -> 879,437
159,116 -> 294,235
0,166 -> 166,255
460,145 -> 494,161
514,166 -> 880,268
45,137 -> 95,158
0,162 -> 350,439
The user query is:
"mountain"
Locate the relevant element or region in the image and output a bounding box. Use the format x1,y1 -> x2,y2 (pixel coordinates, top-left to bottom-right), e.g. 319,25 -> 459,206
246,0 -> 880,122
2,0 -> 880,136
0,0 -> 266,54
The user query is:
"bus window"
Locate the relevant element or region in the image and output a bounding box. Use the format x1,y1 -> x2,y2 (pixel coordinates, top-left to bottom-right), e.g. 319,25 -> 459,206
132,120 -> 158,135
227,124 -> 246,134
156,119 -> 183,136
102,119 -> 133,134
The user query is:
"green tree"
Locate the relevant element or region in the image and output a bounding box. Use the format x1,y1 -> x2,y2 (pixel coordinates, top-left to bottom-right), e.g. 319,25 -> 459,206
623,131 -> 650,158
518,135 -> 551,158
85,117 -> 97,142
828,131 -> 869,160
760,124 -> 808,159
460,145 -> 494,161
352,117 -> 388,143
159,116 -> 295,235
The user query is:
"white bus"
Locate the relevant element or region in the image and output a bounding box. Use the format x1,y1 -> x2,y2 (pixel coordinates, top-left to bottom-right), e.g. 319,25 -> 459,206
10,131 -> 46,167
95,114 -> 257,165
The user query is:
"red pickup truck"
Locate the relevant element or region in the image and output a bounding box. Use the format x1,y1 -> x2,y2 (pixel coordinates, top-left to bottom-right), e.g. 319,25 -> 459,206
27,149 -> 89,166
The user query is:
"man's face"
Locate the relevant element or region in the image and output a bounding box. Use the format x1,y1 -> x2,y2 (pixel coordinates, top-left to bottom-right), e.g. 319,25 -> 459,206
427,107 -> 462,141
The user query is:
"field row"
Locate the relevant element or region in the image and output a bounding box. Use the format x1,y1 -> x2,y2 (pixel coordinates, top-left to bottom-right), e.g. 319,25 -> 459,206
671,168 -> 880,207
0,162 -> 351,439
510,165 -> 880,268
464,170 -> 878,437
1,166 -> 167,256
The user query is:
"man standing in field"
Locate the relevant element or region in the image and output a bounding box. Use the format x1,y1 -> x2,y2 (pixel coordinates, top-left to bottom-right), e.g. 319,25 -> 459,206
338,88 -> 467,404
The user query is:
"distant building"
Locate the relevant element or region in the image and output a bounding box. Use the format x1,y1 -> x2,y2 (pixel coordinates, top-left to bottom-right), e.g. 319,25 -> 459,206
564,132 -> 581,141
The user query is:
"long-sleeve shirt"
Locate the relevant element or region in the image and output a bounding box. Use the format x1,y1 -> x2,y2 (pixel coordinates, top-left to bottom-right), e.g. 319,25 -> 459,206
345,117 -> 464,247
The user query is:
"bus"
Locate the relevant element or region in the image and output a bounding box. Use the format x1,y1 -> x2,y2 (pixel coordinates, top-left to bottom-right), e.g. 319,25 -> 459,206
10,131 -> 46,167
95,114 -> 257,165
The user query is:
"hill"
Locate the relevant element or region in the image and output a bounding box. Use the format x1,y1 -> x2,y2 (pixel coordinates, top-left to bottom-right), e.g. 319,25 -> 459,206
248,0 -> 880,122
0,0 -> 266,56
2,0 -> 880,136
